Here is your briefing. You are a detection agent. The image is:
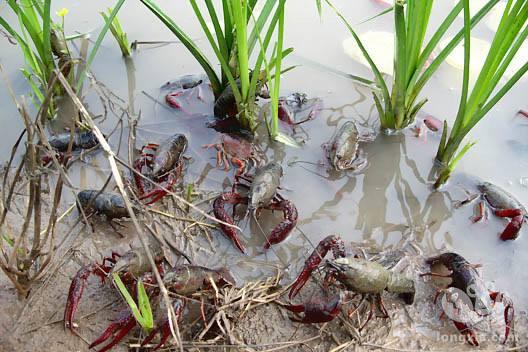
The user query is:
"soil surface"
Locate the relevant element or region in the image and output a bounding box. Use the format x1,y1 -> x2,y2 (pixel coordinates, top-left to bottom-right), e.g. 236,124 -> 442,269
1,217 -> 527,352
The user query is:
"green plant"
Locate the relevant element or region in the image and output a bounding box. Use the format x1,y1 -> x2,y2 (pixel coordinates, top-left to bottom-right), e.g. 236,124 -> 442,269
140,0 -> 289,134
100,7 -> 131,57
0,0 -> 56,104
0,0 -> 127,111
113,273 -> 154,330
435,0 -> 528,188
322,0 -> 500,130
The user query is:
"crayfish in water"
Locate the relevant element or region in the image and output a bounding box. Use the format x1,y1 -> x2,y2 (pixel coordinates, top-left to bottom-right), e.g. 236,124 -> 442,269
325,121 -> 373,171
412,115 -> 443,139
471,182 -> 526,240
64,244 -> 235,351
422,252 -> 514,346
163,74 -> 207,109
213,162 -> 298,253
287,235 -> 415,328
42,130 -> 100,165
133,134 -> 188,205
276,92 -> 322,127
213,77 -> 269,120
202,133 -> 264,176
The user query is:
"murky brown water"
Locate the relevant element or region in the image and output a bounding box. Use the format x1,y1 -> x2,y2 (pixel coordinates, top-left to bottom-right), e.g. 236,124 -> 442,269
1,0 -> 527,347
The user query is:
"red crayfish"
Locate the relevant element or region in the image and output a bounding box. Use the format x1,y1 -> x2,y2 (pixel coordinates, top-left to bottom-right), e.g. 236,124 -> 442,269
286,235 -> 415,328
133,134 -> 188,205
213,162 -> 298,253
422,252 -> 514,346
64,245 -> 234,351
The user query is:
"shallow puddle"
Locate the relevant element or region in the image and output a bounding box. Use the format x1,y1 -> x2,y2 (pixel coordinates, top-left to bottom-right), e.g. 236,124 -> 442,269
1,0 -> 527,349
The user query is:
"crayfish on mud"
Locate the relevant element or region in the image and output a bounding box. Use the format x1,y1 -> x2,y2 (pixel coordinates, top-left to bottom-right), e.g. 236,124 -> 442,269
422,252 -> 514,346
213,162 -> 298,253
64,245 -> 235,351
286,235 -> 415,328
133,134 -> 188,205
76,190 -> 132,235
468,182 -> 527,240
202,133 -> 264,176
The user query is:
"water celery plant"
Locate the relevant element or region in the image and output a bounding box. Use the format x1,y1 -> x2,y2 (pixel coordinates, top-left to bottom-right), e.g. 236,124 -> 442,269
0,0 -> 56,104
140,0 -> 289,133
323,0 -> 500,131
113,273 -> 154,330
435,0 -> 528,188
0,0 -> 126,113
100,8 -> 131,57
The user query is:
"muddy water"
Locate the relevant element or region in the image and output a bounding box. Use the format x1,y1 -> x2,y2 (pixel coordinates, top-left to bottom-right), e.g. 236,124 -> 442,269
1,0 -> 527,342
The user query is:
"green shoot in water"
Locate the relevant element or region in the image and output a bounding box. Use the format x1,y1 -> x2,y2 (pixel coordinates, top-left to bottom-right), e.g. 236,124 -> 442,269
435,0 -> 528,188
0,0 -> 127,114
112,273 -> 154,331
321,0 -> 500,131
140,0 -> 290,135
100,8 -> 131,57
0,0 -> 56,105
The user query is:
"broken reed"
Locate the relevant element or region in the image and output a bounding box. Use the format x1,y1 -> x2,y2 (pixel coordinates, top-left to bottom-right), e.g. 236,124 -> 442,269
435,0 -> 528,187
0,82 -> 65,297
323,0 -> 500,130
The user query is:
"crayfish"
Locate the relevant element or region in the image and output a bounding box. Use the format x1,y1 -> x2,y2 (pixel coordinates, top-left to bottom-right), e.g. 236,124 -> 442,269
213,162 -> 298,253
163,74 -> 207,109
471,182 -> 526,240
76,190 -> 129,221
286,235 -> 415,329
325,121 -> 373,171
64,245 -> 234,351
422,252 -> 514,346
133,134 -> 188,205
202,133 -> 264,176
42,130 -> 100,165
276,92 -> 321,127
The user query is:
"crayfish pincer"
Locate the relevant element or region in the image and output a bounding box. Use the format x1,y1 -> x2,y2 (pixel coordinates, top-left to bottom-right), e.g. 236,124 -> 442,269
472,182 -> 526,240
213,162 -> 298,253
286,235 -> 414,328
422,252 -> 514,346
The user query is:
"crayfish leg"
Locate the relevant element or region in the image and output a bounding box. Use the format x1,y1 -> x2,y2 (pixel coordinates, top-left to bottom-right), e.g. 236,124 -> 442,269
141,299 -> 185,350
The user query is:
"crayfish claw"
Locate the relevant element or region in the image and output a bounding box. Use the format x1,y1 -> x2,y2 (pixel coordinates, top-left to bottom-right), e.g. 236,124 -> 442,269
213,192 -> 247,253
453,321 -> 479,346
499,214 -> 523,241
64,263 -> 108,330
289,271 -> 312,299
289,235 -> 345,299
89,310 -> 136,352
263,200 -> 298,250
